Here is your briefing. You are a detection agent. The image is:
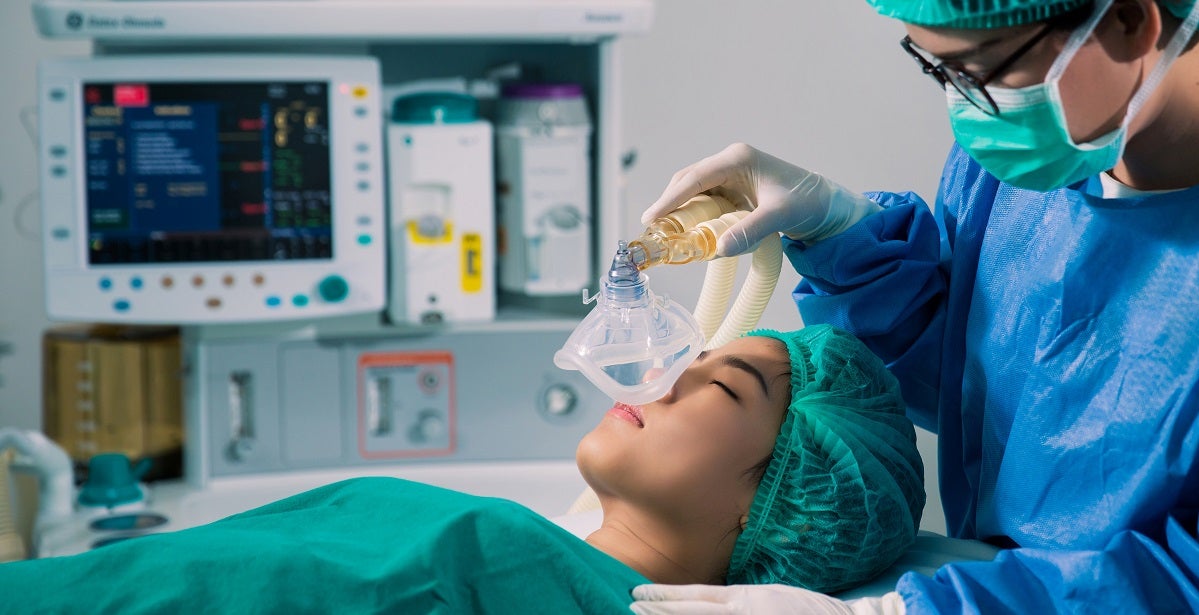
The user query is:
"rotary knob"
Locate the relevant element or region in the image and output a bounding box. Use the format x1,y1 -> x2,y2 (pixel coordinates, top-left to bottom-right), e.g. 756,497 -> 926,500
543,383 -> 578,416
409,409 -> 445,444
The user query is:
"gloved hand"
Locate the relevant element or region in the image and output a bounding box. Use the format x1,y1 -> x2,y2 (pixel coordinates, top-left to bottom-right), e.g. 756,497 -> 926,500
629,584 -> 905,615
641,143 -> 881,256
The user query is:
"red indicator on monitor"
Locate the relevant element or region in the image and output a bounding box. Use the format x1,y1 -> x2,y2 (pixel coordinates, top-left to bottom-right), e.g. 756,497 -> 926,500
238,117 -> 266,131
85,87 -> 102,105
114,84 -> 149,107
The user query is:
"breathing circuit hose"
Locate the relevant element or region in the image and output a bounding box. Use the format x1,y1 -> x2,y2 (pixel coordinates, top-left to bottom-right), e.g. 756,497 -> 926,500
699,234 -> 782,349
0,429 -> 74,560
0,449 -> 27,562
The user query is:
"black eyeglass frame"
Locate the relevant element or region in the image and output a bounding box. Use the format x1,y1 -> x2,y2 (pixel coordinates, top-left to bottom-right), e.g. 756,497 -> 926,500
901,24 -> 1055,116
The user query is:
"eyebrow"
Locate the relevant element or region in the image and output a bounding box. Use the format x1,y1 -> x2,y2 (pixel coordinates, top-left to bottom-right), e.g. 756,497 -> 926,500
697,350 -> 770,398
917,35 -> 1010,63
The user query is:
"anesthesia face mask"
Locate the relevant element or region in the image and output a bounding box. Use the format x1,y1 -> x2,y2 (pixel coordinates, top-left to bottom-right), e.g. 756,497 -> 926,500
552,242 -> 704,405
555,194 -> 784,405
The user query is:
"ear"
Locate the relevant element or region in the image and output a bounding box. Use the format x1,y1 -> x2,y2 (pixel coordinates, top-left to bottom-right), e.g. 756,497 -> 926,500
1104,0 -> 1162,61
739,514 -> 750,531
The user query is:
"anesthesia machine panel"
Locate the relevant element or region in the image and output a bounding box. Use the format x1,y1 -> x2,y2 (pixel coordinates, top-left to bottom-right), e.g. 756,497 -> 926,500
189,329 -> 610,483
38,55 -> 386,324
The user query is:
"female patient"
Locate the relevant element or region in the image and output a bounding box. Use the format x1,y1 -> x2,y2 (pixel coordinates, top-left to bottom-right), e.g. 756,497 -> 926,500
0,325 -> 923,614
577,324 -> 925,592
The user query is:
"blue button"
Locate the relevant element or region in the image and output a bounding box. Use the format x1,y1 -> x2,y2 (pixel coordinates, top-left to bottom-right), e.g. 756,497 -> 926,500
113,299 -> 130,312
99,277 -> 113,291
265,296 -> 282,307
51,227 -> 70,240
318,275 -> 349,303
292,294 -> 309,307
357,234 -> 372,246
130,277 -> 143,290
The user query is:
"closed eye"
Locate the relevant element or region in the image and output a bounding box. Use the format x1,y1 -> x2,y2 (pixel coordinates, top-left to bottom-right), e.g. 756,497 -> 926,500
711,380 -> 740,401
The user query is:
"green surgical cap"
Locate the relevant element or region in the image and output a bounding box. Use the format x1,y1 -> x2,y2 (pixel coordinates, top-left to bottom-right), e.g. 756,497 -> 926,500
728,325 -> 925,594
866,0 -> 1196,28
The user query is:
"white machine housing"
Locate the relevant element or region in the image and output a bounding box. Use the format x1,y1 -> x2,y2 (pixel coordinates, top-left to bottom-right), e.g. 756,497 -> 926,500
31,0 -> 653,41
387,117 -> 495,325
496,120 -> 593,296
38,55 -> 386,323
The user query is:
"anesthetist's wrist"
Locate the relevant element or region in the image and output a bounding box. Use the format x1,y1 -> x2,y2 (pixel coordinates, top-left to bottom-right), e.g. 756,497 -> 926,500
783,195 -> 883,244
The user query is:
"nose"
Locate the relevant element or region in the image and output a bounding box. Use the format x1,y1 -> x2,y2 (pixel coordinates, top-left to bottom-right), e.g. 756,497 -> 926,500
647,369 -> 685,402
638,366 -> 679,404
651,354 -> 710,405
640,366 -> 666,383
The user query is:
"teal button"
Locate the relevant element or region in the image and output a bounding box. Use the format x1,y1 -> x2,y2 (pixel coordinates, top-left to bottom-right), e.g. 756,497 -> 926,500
130,277 -> 144,290
99,277 -> 113,291
265,296 -> 281,307
292,294 -> 310,307
113,299 -> 130,312
357,234 -> 372,246
318,275 -> 349,303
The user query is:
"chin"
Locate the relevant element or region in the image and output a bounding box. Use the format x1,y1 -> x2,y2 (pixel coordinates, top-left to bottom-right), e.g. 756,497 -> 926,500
575,429 -> 624,494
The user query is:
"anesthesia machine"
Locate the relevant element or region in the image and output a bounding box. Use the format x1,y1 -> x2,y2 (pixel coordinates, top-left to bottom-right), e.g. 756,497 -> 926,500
18,0 -> 677,557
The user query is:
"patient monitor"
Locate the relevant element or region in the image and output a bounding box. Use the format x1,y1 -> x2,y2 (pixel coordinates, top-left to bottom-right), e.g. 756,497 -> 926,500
38,55 -> 386,323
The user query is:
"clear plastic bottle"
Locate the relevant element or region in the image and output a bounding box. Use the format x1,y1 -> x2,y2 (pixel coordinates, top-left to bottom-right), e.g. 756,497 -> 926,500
628,194 -> 746,270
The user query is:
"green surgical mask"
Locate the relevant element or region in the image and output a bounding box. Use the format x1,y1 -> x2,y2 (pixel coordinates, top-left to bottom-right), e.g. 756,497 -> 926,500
948,0 -> 1199,192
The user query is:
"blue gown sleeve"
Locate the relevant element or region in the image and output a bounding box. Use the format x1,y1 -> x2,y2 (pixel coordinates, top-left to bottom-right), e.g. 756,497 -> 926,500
784,189 -> 946,431
898,512 -> 1199,613
785,145 -> 1000,433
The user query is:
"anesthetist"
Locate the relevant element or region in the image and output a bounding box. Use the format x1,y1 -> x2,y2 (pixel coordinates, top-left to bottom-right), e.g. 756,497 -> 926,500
630,0 -> 1199,613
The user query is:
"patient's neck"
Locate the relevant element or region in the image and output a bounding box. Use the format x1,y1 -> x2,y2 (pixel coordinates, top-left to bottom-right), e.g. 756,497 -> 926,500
585,502 -> 737,585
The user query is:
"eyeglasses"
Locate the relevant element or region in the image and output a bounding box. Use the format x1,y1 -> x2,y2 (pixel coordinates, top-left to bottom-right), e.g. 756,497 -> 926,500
901,24 -> 1055,116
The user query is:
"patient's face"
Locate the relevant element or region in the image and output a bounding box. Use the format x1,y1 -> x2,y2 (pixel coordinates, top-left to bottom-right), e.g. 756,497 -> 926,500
576,336 -> 791,522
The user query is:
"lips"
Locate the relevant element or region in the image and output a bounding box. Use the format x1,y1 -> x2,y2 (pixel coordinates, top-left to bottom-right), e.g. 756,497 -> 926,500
608,402 -> 645,428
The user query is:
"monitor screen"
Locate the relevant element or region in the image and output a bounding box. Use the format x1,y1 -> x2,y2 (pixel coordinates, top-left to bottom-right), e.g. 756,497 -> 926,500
39,55 -> 384,323
82,81 -> 332,265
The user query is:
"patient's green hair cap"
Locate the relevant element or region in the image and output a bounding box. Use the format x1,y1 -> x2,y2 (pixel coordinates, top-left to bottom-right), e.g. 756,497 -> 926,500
728,325 -> 925,594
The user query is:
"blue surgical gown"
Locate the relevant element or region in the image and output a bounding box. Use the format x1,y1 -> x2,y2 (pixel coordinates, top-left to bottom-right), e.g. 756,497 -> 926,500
788,144 -> 1199,613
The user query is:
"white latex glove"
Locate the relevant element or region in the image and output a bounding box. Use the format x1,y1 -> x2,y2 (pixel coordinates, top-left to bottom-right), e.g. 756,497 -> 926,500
630,584 -> 905,615
642,143 -> 881,256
